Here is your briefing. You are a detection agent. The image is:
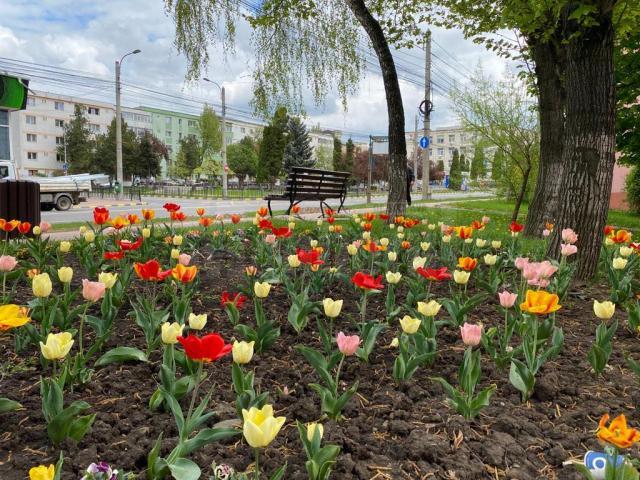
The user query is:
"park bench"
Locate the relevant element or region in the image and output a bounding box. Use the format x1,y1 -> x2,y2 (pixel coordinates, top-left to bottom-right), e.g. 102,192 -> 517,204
264,166 -> 350,217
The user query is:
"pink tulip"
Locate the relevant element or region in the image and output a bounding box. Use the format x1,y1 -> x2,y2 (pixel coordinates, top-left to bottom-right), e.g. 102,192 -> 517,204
514,257 -> 529,270
482,216 -> 490,225
336,331 -> 361,356
82,279 -> 106,302
561,228 -> 578,245
39,221 -> 52,233
560,243 -> 578,256
542,229 -> 551,237
0,255 -> 18,272
178,253 -> 192,265
460,323 -> 482,346
498,290 -> 518,308
440,223 -> 450,233
265,234 -> 276,245
353,240 -> 362,248
523,260 -> 558,287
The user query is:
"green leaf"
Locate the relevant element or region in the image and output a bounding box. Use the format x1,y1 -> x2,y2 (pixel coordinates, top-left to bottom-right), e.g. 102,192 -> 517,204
168,458 -> 201,480
269,463 -> 287,480
0,398 -> 22,413
147,434 -> 164,480
95,347 -> 148,367
47,401 -> 91,444
68,414 -> 96,441
181,426 -> 240,455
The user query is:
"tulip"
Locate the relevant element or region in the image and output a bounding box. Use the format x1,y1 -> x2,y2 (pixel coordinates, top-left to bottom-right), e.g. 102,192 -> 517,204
385,271 -> 402,284
560,243 -> 578,256
59,241 -> 71,253
387,251 -> 397,262
460,322 -> 482,346
362,231 -> 371,240
593,300 -> 615,320
390,337 -> 399,347
416,267 -> 452,281
40,332 -> 74,360
142,227 -> 151,238
0,255 -> 17,272
336,331 -> 360,356
481,216 -> 490,224
57,267 -> 73,284
316,219 -> 323,226
82,279 -> 106,302
620,246 -> 633,257
0,304 -> 30,331
561,228 -> 578,244
457,257 -> 478,271
306,422 -> 324,442
604,237 -> 615,246
397,233 -> 405,240
453,270 -> 470,285
613,257 -> 628,270
321,297 -> 343,318
498,290 -> 518,308
254,282 -> 271,298
32,225 -> 42,236
476,239 -> 487,248
347,244 -> 358,256
98,272 -> 118,289
519,289 -> 561,315
286,254 -> 301,268
29,464 -> 55,480
329,267 -> 338,273
542,229 -> 551,237
32,273 -> 52,298
232,340 -> 255,364
245,266 -> 257,276
177,333 -> 232,362
417,300 -> 441,317
188,313 -> 207,330
491,240 -> 502,249
514,257 -> 529,270
161,322 -> 184,344
27,268 -> 39,279
84,231 -> 95,243
400,315 -> 421,334
309,239 -> 318,248
351,272 -> 384,291
79,225 -> 87,234
134,259 -> 172,281
484,254 -> 497,265
412,256 -> 427,270
172,264 -> 198,283
597,414 -> 640,449
442,235 -> 451,243
171,248 -> 180,260
172,235 -> 183,246
242,404 -> 286,448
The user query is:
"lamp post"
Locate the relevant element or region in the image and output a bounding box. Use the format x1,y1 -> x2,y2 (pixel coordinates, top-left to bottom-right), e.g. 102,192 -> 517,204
115,48 -> 141,197
202,77 -> 228,198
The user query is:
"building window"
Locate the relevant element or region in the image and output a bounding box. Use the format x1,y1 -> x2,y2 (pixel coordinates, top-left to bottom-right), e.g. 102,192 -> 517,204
226,125 -> 232,132
449,148 -> 455,157
88,107 -> 100,115
57,153 -> 64,162
437,136 -> 444,144
188,120 -> 197,128
449,134 -> 455,143
178,133 -> 182,140
250,128 -> 255,134
437,148 -> 444,156
461,134 -> 467,142
54,101 -> 64,111
56,136 -> 64,145
27,133 -> 37,142
167,146 -> 173,154
26,115 -> 36,125
241,127 -> 246,134
178,118 -> 182,126
165,116 -> 172,125
166,130 -> 172,137
26,97 -> 36,107
89,124 -> 100,133
55,119 -> 65,128
27,152 -> 37,160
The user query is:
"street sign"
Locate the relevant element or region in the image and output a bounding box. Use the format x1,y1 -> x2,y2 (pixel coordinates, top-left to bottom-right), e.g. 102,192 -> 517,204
419,136 -> 429,149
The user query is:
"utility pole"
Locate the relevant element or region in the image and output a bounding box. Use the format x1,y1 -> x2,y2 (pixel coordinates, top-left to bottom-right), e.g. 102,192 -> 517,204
63,131 -> 67,174
115,49 -> 141,197
421,30 -> 432,200
367,135 -> 373,204
203,78 -> 228,198
413,114 -> 418,191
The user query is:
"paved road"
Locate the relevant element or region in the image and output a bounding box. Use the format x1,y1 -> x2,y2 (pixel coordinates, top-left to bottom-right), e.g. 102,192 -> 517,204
41,190 -> 493,223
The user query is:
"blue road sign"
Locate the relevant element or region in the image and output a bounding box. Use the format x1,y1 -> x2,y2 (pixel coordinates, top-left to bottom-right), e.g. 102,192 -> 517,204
419,136 -> 429,149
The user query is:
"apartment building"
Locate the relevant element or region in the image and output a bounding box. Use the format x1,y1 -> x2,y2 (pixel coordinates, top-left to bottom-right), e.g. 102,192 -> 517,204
406,125 -> 480,174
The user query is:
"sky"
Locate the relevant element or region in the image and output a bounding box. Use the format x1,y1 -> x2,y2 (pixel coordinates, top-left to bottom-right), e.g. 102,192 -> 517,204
0,0 -> 514,142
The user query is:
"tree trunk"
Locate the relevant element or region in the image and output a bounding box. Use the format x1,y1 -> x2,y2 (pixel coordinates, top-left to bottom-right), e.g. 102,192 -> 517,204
345,0 -> 407,219
547,4 -> 616,279
512,164 -> 532,223
524,37 -> 566,236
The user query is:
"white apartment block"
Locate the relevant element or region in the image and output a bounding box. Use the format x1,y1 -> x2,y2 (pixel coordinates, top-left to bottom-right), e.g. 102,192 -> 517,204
406,125 -> 480,174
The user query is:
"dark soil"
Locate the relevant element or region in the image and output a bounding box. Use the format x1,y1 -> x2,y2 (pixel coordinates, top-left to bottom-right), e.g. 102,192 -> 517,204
1,245 -> 640,480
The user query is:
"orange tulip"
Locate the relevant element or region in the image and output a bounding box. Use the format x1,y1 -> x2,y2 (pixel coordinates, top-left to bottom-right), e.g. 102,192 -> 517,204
610,229 -> 632,244
127,214 -> 140,225
362,241 -> 386,252
519,290 -> 561,315
394,216 -> 405,225
457,256 -> 478,271
470,220 -> 484,230
597,414 -> 640,449
333,225 -> 343,233
1,219 -> 20,232
171,264 -> 198,283
110,216 -> 130,230
457,226 -> 473,240
142,209 -> 155,221
291,205 -> 301,214
196,208 -> 205,217
27,268 -> 40,279
545,222 -> 554,231
171,211 -> 187,222
362,222 -> 372,231
257,207 -> 268,217
362,212 -> 376,222
199,217 -> 214,227
401,240 -> 411,249
404,218 -> 419,228
231,214 -> 241,224
245,266 -> 257,276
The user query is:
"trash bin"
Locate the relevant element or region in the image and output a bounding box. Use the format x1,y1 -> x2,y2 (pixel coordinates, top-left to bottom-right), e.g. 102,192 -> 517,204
0,180 -> 41,238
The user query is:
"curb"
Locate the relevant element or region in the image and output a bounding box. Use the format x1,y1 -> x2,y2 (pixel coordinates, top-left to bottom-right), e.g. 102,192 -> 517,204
74,202 -> 147,209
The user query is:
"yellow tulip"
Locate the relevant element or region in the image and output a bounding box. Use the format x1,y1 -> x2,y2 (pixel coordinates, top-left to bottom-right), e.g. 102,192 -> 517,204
316,219 -> 323,226
40,332 -> 74,360
380,238 -> 390,247
310,264 -> 320,272
619,246 -> 633,257
484,254 -> 497,266
171,248 -> 180,260
442,235 -> 451,243
254,282 -> 271,298
310,240 -> 318,248
0,304 -> 30,331
307,422 -> 324,442
385,271 -> 402,284
397,232 -> 405,240
491,240 -> 502,249
412,256 -> 427,270
161,322 -> 184,344
98,272 -> 118,289
59,241 -> 71,253
79,225 -> 87,234
464,238 -> 473,244
417,300 -> 442,317
604,237 -> 614,246
233,340 -> 255,364
397,226 -> 405,233
33,226 -> 41,236
428,224 -> 436,230
322,298 -> 343,318
142,227 -> 151,238
288,222 -> 296,230
400,315 -> 421,334
29,464 -> 55,480
32,273 -> 52,298
362,231 -> 371,240
242,405 -> 286,448
613,257 -> 628,270
57,267 -> 73,283
519,290 -> 561,315
288,255 -> 301,268
387,251 -> 397,262
453,270 -> 470,285
593,300 -> 615,320
420,242 -> 431,252
347,244 -> 358,256
84,231 -> 95,243
188,313 -> 207,330
476,239 -> 487,248
172,235 -> 183,246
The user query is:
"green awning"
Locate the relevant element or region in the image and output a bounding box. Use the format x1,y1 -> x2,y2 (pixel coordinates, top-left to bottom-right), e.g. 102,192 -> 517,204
0,75 -> 29,110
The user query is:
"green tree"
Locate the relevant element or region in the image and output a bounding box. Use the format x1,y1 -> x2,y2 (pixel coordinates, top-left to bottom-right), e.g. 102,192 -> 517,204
199,104 -> 222,168
58,104 -> 93,174
283,117 -> 314,171
448,149 -> 462,190
314,145 -> 333,170
257,106 -> 288,185
470,144 -> 485,179
626,166 -> 640,214
174,136 -> 201,179
616,29 -> 640,167
437,159 -> 445,173
332,137 -> 343,171
93,118 -> 139,179
460,153 -> 468,172
344,138 -> 355,174
491,149 -> 503,181
228,136 -> 259,188
134,132 -> 165,179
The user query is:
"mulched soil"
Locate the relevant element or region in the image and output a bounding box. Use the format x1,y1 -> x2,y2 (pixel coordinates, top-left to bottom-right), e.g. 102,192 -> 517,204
1,244 -> 640,480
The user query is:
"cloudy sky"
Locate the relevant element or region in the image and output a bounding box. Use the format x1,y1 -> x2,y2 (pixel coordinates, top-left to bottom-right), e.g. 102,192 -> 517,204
0,0 -> 513,141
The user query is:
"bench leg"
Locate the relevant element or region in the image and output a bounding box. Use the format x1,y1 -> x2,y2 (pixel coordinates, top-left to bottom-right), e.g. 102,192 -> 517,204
267,200 -> 273,217
337,195 -> 346,213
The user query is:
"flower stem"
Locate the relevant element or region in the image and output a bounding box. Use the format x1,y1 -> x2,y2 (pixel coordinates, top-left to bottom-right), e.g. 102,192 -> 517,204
334,354 -> 345,397
254,448 -> 260,480
185,361 -> 204,434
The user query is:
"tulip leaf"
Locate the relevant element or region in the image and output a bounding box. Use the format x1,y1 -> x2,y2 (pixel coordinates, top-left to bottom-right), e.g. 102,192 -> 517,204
95,347 -> 148,367
268,463 -> 287,480
68,413 -> 96,441
0,398 -> 22,413
181,426 -> 240,455
168,458 -> 201,480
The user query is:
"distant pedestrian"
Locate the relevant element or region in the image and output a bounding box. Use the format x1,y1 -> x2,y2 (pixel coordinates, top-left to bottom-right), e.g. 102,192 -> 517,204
406,166 -> 415,206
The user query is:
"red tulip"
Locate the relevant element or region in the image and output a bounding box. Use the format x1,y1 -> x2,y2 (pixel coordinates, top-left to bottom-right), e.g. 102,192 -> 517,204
104,251 -> 125,260
362,213 -> 376,222
296,248 -> 324,265
117,237 -> 143,251
18,222 -> 31,234
127,214 -> 140,225
362,222 -> 372,231
171,264 -> 198,283
177,334 -> 232,363
603,225 -> 615,236
199,217 -> 214,227
93,207 -> 110,225
327,217 -> 335,224
134,259 -> 172,281
271,227 -> 293,238
351,272 -> 384,291
163,202 -> 181,213
231,214 -> 241,224
379,214 -> 389,220
509,221 -> 524,233
258,219 -> 273,230
196,208 -> 205,217
257,207 -> 269,217
171,211 -> 187,222
416,266 -> 452,281
291,205 -> 301,214
221,291 -> 247,309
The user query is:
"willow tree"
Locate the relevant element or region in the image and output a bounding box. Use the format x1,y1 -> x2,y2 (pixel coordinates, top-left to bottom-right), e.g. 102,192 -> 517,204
164,0 -> 412,217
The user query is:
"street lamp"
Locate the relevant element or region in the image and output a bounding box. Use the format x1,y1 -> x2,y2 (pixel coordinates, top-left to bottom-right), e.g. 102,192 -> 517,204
115,48 -> 141,197
202,77 -> 228,199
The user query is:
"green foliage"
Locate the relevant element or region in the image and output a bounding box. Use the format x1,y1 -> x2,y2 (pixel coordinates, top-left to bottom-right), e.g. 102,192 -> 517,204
135,132 -> 165,179
449,149 -> 462,190
627,166 -> 640,214
616,29 -> 640,167
283,116 -> 315,171
199,104 -> 222,160
436,159 -> 445,173
344,138 -> 355,174
332,137 -> 343,171
93,118 -> 139,179
41,376 -> 95,445
257,106 -> 288,184
297,421 -> 341,480
491,149 -> 503,180
227,136 -> 258,187
174,136 -> 201,179
314,144 -> 333,170
460,153 -> 468,172
59,104 -> 93,174
470,143 -> 485,179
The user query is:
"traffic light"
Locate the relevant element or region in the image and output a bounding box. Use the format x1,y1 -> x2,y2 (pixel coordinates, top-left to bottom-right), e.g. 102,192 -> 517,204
0,75 -> 29,110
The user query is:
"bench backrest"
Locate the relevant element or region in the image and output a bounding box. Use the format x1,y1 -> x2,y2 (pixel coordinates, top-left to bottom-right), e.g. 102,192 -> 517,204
284,167 -> 350,198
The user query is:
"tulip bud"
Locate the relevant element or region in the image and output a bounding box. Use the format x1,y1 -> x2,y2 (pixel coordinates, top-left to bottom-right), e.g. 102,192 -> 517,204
329,267 -> 338,273
453,270 -> 471,285
397,233 -> 405,239
428,224 -> 435,230
245,266 -> 257,276
389,223 -> 396,229
347,244 -> 358,256
397,226 -> 404,233
604,237 -> 614,246
288,222 -> 296,230
172,235 -> 183,246
417,300 -> 442,317
476,239 -> 487,248
387,251 -> 397,262
79,226 -> 87,234
188,313 -> 207,330
32,226 -> 41,236
380,238 -> 390,246
412,256 -> 427,270
254,281 -> 271,298
310,264 -> 320,272
390,337 -> 399,347
322,298 -> 343,318
612,257 -> 628,270
310,240 -> 318,248
316,220 -> 323,226
233,340 -> 255,364
306,422 -> 324,442
619,246 -> 633,257
32,273 -> 52,298
328,225 -> 335,232
385,271 -> 402,284
98,272 -> 118,289
491,240 -> 502,249
362,231 -> 371,240
84,231 -> 95,243
57,267 -> 73,284
420,242 -> 430,252
59,241 -> 71,253
399,315 -> 421,334
171,248 -> 180,260
142,227 -> 151,238
442,235 -> 451,243
593,300 -> 615,320
288,255 -> 301,268
484,254 -> 497,266
161,322 -> 184,344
